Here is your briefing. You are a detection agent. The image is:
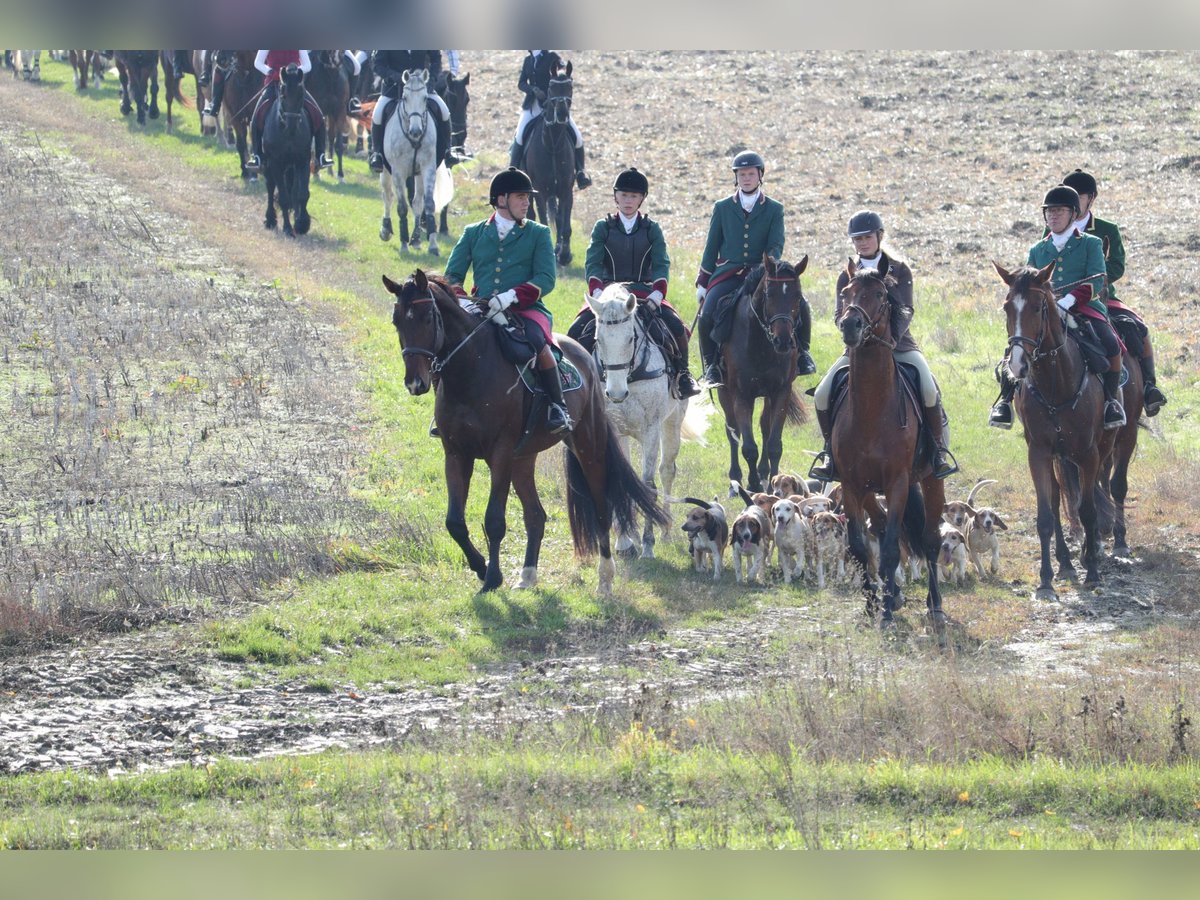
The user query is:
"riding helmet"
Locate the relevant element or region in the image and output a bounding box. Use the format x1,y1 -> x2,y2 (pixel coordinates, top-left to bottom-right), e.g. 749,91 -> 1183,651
847,210 -> 885,237
613,167 -> 649,195
489,167 -> 537,205
1062,168 -> 1099,197
731,150 -> 765,173
1041,184 -> 1081,215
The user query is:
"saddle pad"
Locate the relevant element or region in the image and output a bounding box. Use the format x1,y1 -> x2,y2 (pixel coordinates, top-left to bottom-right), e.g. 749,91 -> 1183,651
829,363 -> 925,428
516,351 -> 585,395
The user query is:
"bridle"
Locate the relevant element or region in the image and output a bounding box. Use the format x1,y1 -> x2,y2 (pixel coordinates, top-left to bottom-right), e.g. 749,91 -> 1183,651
751,270 -> 801,350
840,274 -> 895,350
1006,281 -> 1066,364
398,289 -> 490,376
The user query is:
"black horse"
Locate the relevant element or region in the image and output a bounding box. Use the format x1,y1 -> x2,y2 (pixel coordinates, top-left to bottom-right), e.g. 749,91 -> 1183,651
261,64 -> 312,236
521,60 -> 575,266
115,51 -> 159,126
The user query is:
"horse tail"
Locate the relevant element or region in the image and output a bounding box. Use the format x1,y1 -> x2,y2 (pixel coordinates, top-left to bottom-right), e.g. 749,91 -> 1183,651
679,393 -> 714,445
784,384 -> 809,426
564,421 -> 669,558
1092,479 -> 1115,537
170,75 -> 191,108
903,484 -> 929,556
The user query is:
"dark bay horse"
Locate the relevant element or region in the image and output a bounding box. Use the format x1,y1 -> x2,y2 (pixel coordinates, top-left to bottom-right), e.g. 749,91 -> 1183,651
307,50 -> 350,182
385,270 -> 666,596
521,60 -> 575,266
715,255 -> 810,493
115,51 -> 159,126
261,65 -> 312,236
158,50 -> 191,133
214,50 -> 260,179
834,266 -> 945,624
994,262 -> 1141,598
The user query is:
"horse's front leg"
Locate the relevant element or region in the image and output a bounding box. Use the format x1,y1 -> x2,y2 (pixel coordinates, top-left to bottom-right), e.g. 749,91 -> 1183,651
396,175 -> 411,251
509,455 -> 545,589
422,173 -> 439,256
639,428 -> 662,559
843,495 -> 876,616
919,476 -> 946,627
878,483 -> 908,623
263,172 -> 277,230
444,451 -> 486,581
379,172 -> 394,241
1077,451 -> 1103,588
481,458 -> 514,593
148,71 -> 160,119
757,390 -> 786,487
716,387 -> 744,492
1029,448 -> 1059,600
737,397 -> 763,493
1050,465 -> 1076,582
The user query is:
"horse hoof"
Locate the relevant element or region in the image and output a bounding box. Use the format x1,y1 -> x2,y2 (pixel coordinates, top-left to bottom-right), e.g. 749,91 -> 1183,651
617,544 -> 639,561
1034,586 -> 1057,601
264,219 -> 276,230
1057,567 -> 1078,583
1112,544 -> 1131,558
515,566 -> 538,590
1083,578 -> 1101,590
428,245 -> 439,257
337,176 -> 345,185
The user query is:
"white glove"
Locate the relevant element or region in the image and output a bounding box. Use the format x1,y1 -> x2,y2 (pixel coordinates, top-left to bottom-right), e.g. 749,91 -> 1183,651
488,289 -> 518,318
590,287 -> 603,300
645,290 -> 664,312
1056,295 -> 1075,312
696,285 -> 708,304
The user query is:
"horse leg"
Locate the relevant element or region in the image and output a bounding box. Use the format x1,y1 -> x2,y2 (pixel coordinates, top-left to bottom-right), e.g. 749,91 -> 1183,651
423,172 -> 439,256
379,172 -> 394,241
558,187 -> 573,266
510,455 -> 545,589
280,166 -> 295,237
917,477 -> 946,627
480,459 -> 513,593
148,69 -> 160,119
236,122 -> 251,180
1077,451 -> 1103,588
738,399 -> 763,493
1030,448 -> 1059,600
397,175 -> 411,252
757,392 -> 785,489
1110,443 -> 1133,558
263,170 -> 277,230
717,387 -> 743,492
1050,464 -> 1077,582
639,428 -> 662,559
444,451 -> 486,581
879,481 -> 909,623
439,205 -> 449,236
843,497 -> 877,616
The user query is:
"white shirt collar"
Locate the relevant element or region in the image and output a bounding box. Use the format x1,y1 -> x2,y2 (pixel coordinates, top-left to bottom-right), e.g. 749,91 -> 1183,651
494,213 -> 516,240
617,211 -> 639,233
858,252 -> 882,271
1073,212 -> 1092,234
738,190 -> 761,213
1050,227 -> 1074,251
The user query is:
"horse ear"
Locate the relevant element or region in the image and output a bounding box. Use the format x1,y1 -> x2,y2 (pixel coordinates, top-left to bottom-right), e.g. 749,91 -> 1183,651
846,257 -> 857,281
401,69 -> 410,82
624,290 -> 637,314
419,68 -> 429,84
763,253 -> 775,274
992,260 -> 1014,286
565,60 -> 573,77
1036,261 -> 1056,284
462,72 -> 470,85
586,291 -> 602,316
382,274 -> 403,295
414,269 -> 428,292
793,254 -> 809,276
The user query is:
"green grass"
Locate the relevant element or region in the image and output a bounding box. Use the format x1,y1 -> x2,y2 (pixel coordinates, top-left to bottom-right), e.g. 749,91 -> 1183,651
0,746 -> 1196,848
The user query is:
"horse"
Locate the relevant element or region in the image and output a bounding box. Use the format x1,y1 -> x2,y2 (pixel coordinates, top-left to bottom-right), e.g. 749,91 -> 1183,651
191,50 -> 217,137
213,50 -> 260,178
114,51 -> 159,125
833,265 -> 947,624
379,69 -> 441,256
587,284 -> 710,559
12,50 -> 41,81
993,262 -> 1142,598
521,59 -> 575,267
426,69 -> 470,236
68,50 -> 106,91
261,64 -> 313,237
307,50 -> 351,183
385,269 -> 668,595
713,255 -> 810,494
158,50 -> 192,133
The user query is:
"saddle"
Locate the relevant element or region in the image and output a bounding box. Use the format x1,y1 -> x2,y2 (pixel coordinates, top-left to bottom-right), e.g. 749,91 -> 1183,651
1067,318 -> 1113,375
829,362 -> 934,470
490,315 -> 583,394
709,266 -> 763,347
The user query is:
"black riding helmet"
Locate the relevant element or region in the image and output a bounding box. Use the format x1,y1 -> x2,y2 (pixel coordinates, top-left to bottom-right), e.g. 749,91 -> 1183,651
731,150 -> 765,178
489,167 -> 537,206
613,167 -> 649,194
1062,168 -> 1098,197
848,210 -> 884,237
1042,184 -> 1081,217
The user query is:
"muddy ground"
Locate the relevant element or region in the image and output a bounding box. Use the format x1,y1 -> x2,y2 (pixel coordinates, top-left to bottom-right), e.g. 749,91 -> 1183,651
1,53 -> 1199,775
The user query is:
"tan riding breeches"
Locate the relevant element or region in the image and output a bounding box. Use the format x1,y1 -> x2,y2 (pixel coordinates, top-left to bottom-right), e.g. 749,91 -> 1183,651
814,350 -> 940,412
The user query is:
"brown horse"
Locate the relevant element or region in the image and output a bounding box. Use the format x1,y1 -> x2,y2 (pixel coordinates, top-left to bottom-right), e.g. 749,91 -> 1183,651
307,50 -> 350,182
158,50 -> 192,133
114,51 -> 159,126
715,255 -> 810,493
994,262 -> 1141,598
213,50 -> 261,179
385,269 -> 667,596
834,266 -> 945,624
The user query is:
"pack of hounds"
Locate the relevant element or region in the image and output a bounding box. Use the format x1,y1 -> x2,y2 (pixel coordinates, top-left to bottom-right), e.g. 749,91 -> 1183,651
681,476 -> 1007,589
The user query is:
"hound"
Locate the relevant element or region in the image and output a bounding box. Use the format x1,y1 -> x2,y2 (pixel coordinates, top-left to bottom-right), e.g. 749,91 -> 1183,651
809,510 -> 847,589
937,523 -> 969,585
731,504 -> 773,584
681,498 -> 729,581
772,498 -> 809,584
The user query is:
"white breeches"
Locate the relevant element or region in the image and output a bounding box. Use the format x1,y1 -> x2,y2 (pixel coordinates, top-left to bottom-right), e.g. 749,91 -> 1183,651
515,106 -> 583,147
814,350 -> 939,412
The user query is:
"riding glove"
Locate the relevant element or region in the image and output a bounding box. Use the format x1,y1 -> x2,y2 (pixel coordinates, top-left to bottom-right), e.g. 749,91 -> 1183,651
1056,296 -> 1076,312
645,290 -> 663,312
696,285 -> 707,304
590,287 -> 603,300
488,290 -> 518,319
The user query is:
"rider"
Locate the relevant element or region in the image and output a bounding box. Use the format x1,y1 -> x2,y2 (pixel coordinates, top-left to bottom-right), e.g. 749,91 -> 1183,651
567,167 -> 702,399
444,168 -> 572,434
989,184 -> 1127,431
809,211 -> 958,482
245,51 -> 333,173
368,50 -> 455,174
1060,168 -> 1166,416
508,51 -> 592,190
695,150 -> 815,385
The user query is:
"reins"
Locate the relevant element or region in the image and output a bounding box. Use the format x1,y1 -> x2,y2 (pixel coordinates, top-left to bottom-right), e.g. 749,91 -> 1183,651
399,291 -> 492,376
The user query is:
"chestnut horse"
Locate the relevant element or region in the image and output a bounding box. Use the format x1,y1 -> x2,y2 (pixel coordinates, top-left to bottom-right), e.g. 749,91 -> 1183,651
385,270 -> 667,596
994,262 -> 1141,598
834,266 -> 945,625
715,255 -> 810,493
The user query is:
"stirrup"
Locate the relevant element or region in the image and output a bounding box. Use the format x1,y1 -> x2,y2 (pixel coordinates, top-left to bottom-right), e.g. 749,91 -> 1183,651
1103,400 -> 1126,430
932,449 -> 959,479
547,404 -> 574,434
808,453 -> 837,483
368,152 -> 385,174
702,364 -> 723,387
988,401 -> 1013,430
1144,385 -> 1166,416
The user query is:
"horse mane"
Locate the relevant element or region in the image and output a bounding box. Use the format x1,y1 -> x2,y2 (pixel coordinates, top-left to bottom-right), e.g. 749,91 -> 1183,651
1008,265 -> 1047,296
424,273 -> 479,325
741,264 -> 766,300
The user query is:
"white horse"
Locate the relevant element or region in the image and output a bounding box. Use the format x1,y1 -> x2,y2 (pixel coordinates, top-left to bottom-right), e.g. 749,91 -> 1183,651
379,68 -> 444,256
588,284 -> 712,558
13,51 -> 42,81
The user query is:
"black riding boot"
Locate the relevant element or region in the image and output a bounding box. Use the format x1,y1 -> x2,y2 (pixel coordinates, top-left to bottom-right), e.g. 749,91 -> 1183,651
538,366 -> 574,434
697,319 -> 722,386
433,103 -> 452,167
203,66 -> 225,118
809,406 -> 837,482
313,120 -> 333,170
795,297 -> 816,375
673,339 -> 701,398
988,361 -> 1017,429
927,401 -> 959,479
1140,350 -> 1167,416
573,145 -> 592,190
508,140 -> 523,169
369,120 -> 386,173
1102,369 -> 1126,430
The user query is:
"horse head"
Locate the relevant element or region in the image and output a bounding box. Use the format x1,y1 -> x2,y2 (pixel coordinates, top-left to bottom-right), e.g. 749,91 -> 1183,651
401,68 -> 430,139
278,64 -> 307,130
838,263 -> 895,351
586,283 -> 640,403
386,270 -> 443,396
757,254 -> 809,355
544,62 -> 574,125
994,260 -> 1059,381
